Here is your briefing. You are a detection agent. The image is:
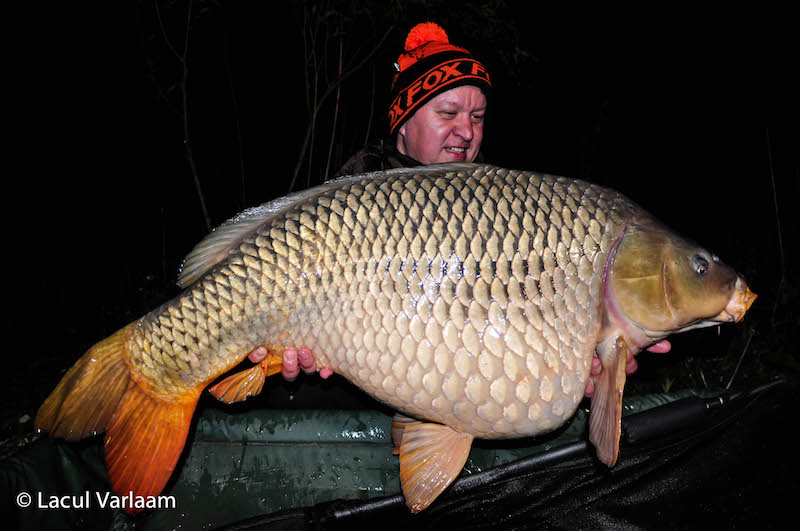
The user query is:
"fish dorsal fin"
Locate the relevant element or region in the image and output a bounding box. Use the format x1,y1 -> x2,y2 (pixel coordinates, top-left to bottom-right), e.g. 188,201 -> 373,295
176,206 -> 274,289
176,164 -> 485,289
176,171 -> 386,289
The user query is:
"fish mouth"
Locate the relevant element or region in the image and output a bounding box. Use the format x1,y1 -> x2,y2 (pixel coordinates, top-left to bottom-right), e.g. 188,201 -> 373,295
710,277 -> 757,323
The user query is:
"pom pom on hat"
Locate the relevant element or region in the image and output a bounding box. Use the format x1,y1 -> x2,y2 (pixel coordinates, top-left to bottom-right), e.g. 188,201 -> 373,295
404,22 -> 449,51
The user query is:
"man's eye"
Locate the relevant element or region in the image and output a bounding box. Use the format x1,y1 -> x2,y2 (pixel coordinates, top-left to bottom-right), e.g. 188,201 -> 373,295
471,114 -> 484,122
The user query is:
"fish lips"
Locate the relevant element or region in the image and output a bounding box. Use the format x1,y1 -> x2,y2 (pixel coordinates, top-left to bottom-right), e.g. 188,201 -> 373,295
710,277 -> 757,323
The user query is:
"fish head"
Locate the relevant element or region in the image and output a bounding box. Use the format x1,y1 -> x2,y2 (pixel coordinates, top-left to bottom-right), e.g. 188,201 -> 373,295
608,220 -> 756,343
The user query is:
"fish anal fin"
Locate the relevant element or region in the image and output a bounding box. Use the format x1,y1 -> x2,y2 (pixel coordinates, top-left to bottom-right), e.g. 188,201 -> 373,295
35,324 -> 134,440
391,413 -> 423,455
105,382 -> 199,515
208,352 -> 283,404
398,422 -> 474,513
589,336 -> 628,466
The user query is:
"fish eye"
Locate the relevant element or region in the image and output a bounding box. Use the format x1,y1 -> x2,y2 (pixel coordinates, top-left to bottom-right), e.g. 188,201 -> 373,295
693,255 -> 710,275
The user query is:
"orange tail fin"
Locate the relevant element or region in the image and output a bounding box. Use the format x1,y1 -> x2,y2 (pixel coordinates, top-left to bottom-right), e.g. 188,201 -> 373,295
105,381 -> 198,513
35,325 -> 133,439
35,323 -> 200,515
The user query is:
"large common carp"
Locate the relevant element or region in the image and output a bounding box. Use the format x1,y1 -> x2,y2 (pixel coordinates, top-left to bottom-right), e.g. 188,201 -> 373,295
36,164 -> 755,513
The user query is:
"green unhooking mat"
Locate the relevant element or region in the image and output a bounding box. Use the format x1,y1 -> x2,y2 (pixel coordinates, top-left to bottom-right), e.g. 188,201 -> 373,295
1,378 -> 796,530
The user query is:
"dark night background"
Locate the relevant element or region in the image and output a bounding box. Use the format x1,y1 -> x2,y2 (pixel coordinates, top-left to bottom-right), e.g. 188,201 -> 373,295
6,0 -> 798,484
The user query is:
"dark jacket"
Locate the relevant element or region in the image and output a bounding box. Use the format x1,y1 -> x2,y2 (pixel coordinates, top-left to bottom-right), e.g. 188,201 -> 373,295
333,139 -> 422,179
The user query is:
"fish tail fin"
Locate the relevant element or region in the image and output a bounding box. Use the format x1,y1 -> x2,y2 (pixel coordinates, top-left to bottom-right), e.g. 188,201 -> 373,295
208,350 -> 283,404
104,380 -> 199,514
35,324 -> 134,440
35,323 -> 200,515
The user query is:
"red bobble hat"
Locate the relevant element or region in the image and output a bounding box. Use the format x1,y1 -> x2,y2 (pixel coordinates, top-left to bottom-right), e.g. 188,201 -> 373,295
388,22 -> 491,135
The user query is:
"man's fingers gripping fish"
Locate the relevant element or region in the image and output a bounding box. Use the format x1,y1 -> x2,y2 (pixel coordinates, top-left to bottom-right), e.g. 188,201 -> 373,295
35,164 -> 756,514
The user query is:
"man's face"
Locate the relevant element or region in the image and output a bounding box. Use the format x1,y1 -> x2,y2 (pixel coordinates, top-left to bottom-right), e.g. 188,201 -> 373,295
396,85 -> 486,164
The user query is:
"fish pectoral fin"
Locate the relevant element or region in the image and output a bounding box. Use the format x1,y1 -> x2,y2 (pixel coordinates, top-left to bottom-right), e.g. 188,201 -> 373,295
105,382 -> 199,515
588,336 -> 628,466
208,352 -> 283,404
391,413 -> 423,455
398,422 -> 474,513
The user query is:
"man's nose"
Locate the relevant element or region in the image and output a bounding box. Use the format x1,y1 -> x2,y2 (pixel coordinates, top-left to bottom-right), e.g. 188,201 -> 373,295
453,114 -> 474,141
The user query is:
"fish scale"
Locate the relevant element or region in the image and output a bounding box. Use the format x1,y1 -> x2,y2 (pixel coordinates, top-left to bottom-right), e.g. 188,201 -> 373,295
126,165 -> 633,439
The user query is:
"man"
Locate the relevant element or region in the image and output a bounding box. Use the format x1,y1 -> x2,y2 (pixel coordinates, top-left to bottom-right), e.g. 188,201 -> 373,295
254,22 -> 666,396
335,21 -> 491,176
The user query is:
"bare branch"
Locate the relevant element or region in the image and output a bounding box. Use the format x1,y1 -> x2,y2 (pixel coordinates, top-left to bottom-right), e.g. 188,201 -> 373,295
289,24 -> 395,192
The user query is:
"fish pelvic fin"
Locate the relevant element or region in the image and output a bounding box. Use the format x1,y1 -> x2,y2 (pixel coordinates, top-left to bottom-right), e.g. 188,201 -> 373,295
398,422 -> 474,513
588,336 -> 628,466
35,324 -> 134,440
391,413 -> 423,455
208,350 -> 283,404
105,380 -> 199,515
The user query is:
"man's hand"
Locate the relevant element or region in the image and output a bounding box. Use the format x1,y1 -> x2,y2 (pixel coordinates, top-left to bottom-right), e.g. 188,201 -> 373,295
247,337 -> 668,397
247,346 -> 333,382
